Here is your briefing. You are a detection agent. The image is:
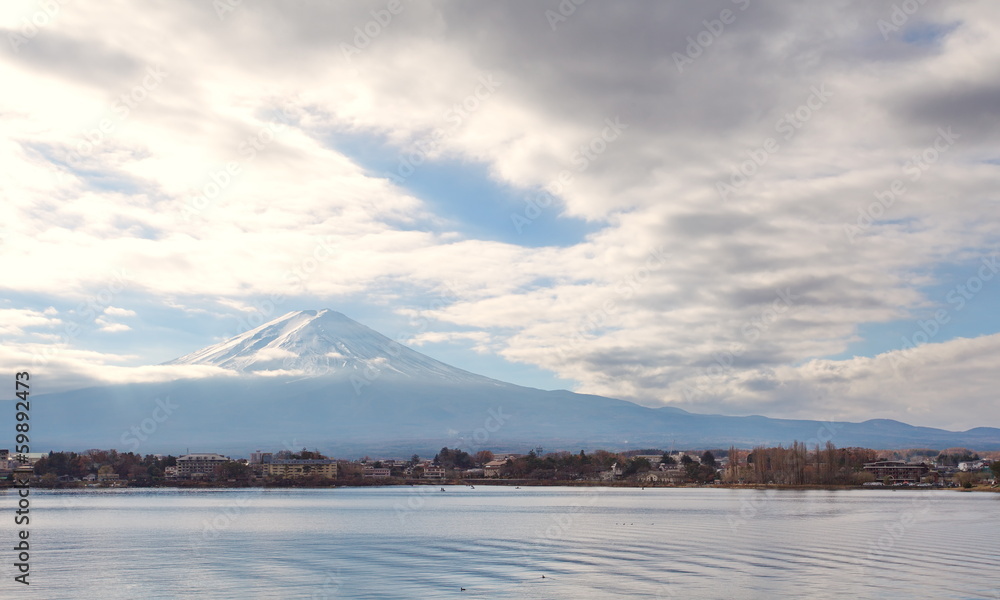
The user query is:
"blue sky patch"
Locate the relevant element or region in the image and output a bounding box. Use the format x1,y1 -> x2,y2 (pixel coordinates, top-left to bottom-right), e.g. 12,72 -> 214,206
826,251 -> 1000,360
325,128 -> 600,248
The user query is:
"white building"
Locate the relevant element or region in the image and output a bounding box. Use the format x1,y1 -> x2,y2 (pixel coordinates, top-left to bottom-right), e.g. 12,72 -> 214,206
177,453 -> 229,478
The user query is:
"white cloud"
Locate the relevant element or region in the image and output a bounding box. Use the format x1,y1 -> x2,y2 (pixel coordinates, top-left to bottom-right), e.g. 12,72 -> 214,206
0,1 -> 998,431
407,331 -> 491,346
253,347 -> 296,361
95,316 -> 131,333
0,308 -> 61,336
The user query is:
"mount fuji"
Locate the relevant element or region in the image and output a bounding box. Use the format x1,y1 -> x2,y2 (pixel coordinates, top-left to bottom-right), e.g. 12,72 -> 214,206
30,310 -> 1000,456
164,309 -> 495,385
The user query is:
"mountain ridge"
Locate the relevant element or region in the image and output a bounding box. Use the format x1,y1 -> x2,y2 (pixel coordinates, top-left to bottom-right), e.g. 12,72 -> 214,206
27,309 -> 1000,455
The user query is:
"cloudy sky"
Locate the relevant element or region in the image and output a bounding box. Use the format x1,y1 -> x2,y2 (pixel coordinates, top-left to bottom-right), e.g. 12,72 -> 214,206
2,0 -> 998,430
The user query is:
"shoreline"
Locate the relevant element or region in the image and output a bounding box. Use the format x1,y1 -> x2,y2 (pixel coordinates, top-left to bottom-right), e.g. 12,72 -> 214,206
4,479 -> 998,492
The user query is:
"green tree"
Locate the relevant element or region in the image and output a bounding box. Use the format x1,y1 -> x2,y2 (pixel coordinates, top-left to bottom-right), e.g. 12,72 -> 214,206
473,450 -> 494,466
660,452 -> 676,466
685,463 -> 717,484
623,457 -> 652,476
217,461 -> 251,480
701,451 -> 717,468
434,447 -> 473,470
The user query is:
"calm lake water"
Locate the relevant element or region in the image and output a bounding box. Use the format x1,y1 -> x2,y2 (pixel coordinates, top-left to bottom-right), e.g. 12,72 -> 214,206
1,486 -> 998,599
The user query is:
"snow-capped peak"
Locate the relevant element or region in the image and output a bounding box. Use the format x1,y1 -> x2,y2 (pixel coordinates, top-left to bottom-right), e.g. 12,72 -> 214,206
164,309 -> 495,384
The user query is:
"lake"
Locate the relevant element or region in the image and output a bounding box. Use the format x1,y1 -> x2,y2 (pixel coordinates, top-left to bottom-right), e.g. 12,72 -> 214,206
1,486 -> 998,599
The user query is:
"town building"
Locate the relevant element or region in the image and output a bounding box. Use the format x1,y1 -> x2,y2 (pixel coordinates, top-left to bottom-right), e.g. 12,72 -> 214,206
177,453 -> 229,478
250,451 -> 274,465
484,459 -> 508,478
640,469 -> 686,484
862,460 -> 930,484
423,465 -> 446,479
958,460 -> 988,472
265,459 -> 338,479
363,466 -> 391,479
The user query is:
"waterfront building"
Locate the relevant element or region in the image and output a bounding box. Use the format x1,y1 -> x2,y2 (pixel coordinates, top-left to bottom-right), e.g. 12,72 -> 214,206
862,460 -> 930,484
265,459 -> 338,478
177,453 -> 230,478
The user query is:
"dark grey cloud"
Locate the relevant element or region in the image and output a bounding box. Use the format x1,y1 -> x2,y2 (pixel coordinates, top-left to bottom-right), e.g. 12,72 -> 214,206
1,30 -> 143,89
894,80 -> 1000,145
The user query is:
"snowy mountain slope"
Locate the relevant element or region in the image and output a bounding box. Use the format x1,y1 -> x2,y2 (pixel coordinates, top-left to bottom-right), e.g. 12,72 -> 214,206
164,309 -> 501,385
